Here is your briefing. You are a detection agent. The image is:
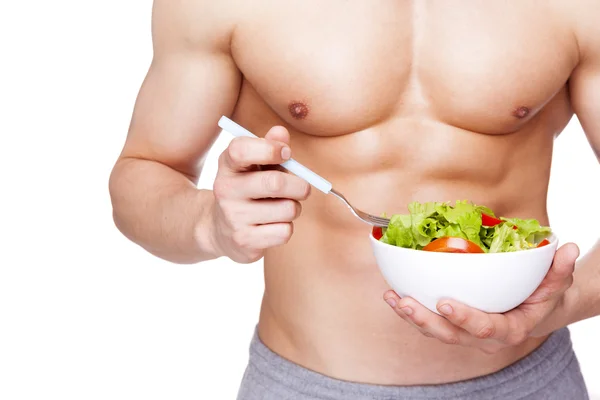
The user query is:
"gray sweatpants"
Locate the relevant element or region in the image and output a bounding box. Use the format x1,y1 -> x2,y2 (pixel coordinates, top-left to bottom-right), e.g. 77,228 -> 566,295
237,327 -> 588,399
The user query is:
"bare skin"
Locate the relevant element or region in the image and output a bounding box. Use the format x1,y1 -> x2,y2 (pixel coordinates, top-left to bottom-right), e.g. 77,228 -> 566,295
109,0 -> 600,386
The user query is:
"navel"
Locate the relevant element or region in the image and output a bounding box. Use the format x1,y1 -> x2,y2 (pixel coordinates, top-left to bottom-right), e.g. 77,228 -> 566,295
513,106 -> 530,119
288,101 -> 309,120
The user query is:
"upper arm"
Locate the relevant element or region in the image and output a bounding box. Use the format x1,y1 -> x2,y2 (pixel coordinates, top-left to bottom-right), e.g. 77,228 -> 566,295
119,0 -> 242,181
569,1 -> 600,160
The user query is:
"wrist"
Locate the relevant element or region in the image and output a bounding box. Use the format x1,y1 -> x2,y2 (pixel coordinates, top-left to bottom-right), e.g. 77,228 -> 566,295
193,189 -> 223,260
566,260 -> 600,324
560,281 -> 582,327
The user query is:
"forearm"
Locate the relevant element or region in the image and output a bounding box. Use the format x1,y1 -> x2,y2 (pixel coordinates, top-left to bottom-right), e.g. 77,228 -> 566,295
565,241 -> 600,324
109,157 -> 218,264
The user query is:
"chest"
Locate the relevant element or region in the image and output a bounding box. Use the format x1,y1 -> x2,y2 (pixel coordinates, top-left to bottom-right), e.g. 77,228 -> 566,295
231,1 -> 578,136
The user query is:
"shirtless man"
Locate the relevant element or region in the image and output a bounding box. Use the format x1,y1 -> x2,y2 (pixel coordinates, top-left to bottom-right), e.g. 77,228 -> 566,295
109,1 -> 600,398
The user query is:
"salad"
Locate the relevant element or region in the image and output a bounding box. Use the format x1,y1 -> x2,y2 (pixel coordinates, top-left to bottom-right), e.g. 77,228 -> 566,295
373,200 -> 551,253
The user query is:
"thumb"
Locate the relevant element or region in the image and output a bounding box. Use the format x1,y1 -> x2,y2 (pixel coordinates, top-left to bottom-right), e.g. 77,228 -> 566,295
264,126 -> 291,146
526,242 -> 579,303
549,243 -> 580,283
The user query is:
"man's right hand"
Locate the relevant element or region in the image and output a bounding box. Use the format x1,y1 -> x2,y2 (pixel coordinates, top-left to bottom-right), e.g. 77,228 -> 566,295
206,126 -> 312,263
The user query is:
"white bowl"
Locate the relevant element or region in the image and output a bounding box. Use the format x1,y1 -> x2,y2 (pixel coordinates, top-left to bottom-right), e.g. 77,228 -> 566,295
370,233 -> 559,314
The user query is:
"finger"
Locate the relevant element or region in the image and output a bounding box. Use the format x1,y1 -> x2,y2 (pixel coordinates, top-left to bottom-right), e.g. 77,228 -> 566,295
437,300 -> 514,343
222,136 -> 291,172
544,243 -> 579,286
234,223 -> 294,250
526,243 -> 579,304
230,170 -> 311,200
264,125 -> 291,146
383,292 -> 431,335
247,199 -> 302,224
384,292 -> 466,346
256,126 -> 290,172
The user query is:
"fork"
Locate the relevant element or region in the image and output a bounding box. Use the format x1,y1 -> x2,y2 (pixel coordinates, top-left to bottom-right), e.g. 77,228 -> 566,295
217,116 -> 390,227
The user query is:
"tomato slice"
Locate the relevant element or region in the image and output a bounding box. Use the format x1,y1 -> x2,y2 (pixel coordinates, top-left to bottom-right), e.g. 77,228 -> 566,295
537,239 -> 550,248
372,227 -> 383,240
481,213 -> 503,227
423,237 -> 484,253
482,213 -> 518,230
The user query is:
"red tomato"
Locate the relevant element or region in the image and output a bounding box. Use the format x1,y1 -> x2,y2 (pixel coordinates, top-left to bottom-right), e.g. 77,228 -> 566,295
482,213 -> 518,230
423,237 -> 484,253
537,239 -> 550,247
481,213 -> 503,227
372,227 -> 383,240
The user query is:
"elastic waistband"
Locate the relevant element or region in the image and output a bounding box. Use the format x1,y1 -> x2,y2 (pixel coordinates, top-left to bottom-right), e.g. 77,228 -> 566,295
248,327 -> 575,399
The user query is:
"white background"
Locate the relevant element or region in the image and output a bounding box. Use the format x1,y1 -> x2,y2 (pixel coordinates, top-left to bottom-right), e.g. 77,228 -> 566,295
1,1 -> 599,399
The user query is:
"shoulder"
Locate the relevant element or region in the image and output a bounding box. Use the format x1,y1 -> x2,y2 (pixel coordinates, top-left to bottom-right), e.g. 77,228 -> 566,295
554,0 -> 600,65
150,0 -> 254,55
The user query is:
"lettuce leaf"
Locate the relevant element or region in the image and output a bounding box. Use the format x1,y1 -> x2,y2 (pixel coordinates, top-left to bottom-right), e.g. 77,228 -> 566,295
407,201 -> 441,247
381,214 -> 414,248
380,200 -> 551,253
435,200 -> 485,249
502,217 -> 552,243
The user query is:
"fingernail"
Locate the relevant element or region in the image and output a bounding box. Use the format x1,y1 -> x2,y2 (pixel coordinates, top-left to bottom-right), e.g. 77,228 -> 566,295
385,298 -> 397,308
400,307 -> 413,316
281,147 -> 291,160
439,304 -> 453,315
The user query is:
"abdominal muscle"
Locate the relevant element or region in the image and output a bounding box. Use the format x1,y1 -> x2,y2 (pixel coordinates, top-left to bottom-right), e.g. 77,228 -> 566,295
249,116 -> 559,385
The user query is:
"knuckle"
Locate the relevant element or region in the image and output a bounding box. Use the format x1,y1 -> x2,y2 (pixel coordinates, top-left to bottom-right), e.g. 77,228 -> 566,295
517,330 -> 530,344
294,201 -> 303,219
279,223 -> 294,242
217,151 -> 228,166
299,181 -> 311,199
270,142 -> 282,161
508,330 -> 528,346
267,223 -> 294,246
281,200 -> 299,220
263,172 -> 285,194
474,322 -> 496,339
565,276 -> 574,289
441,333 -> 460,345
213,178 -> 230,200
221,203 -> 241,223
227,138 -> 246,163
394,308 -> 408,319
232,229 -> 251,249
244,251 -> 263,263
411,317 -> 426,329
453,313 -> 469,327
297,178 -> 312,200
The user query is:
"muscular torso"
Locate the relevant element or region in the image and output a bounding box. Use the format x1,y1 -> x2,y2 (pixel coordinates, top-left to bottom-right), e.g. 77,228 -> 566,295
227,1 -> 577,385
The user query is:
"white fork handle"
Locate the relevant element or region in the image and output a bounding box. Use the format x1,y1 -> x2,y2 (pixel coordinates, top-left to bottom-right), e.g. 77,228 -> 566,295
218,116 -> 333,194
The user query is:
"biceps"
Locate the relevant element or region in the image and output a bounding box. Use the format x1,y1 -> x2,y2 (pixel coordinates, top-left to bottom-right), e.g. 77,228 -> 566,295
121,52 -> 242,179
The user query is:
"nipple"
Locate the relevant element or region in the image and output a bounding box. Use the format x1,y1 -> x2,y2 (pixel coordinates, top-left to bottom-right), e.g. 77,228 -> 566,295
288,102 -> 309,120
513,106 -> 530,119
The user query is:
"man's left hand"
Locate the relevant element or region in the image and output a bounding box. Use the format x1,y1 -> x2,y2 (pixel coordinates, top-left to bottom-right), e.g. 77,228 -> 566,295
383,243 -> 580,354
